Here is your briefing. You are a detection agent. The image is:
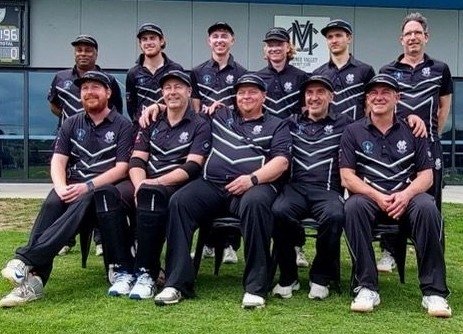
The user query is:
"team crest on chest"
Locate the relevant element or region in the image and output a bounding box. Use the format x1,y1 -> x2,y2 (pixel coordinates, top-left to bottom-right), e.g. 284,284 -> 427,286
226,118 -> 234,128
225,74 -> 234,85
396,140 -> 407,154
421,67 -> 431,77
393,71 -> 403,81
76,129 -> 86,141
324,125 -> 333,135
202,75 -> 212,85
284,82 -> 293,92
252,125 -> 263,135
346,74 -> 354,84
362,141 -> 374,154
435,158 -> 442,170
64,80 -> 73,90
179,131 -> 189,144
150,128 -> 159,140
296,124 -> 304,135
104,131 -> 115,144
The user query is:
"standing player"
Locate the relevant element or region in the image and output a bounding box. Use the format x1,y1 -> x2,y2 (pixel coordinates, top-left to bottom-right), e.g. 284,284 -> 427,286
313,19 -> 375,121
1,71 -> 133,307
47,34 -> 123,256
379,12 -> 453,271
126,23 -> 183,124
190,22 -> 247,263
256,27 -> 309,120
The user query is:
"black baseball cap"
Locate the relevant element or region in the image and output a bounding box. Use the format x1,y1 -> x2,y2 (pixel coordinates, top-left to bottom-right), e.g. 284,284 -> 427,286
71,35 -> 98,50
321,19 -> 353,37
364,74 -> 400,93
301,75 -> 334,94
74,71 -> 111,88
159,70 -> 191,88
137,23 -> 164,39
263,27 -> 290,42
234,74 -> 267,92
208,22 -> 234,36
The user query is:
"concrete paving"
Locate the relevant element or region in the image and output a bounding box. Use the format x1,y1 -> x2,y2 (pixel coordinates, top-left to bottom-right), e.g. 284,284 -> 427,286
0,183 -> 461,203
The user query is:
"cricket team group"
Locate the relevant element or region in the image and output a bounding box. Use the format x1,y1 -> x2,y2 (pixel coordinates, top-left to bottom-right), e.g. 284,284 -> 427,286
0,11 -> 453,318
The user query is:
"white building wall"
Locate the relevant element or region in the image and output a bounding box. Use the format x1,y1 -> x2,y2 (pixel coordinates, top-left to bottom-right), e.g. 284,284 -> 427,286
29,0 -> 461,76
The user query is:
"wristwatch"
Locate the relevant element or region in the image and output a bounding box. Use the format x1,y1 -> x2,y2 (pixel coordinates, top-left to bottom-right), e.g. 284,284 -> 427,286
250,174 -> 259,186
85,180 -> 95,192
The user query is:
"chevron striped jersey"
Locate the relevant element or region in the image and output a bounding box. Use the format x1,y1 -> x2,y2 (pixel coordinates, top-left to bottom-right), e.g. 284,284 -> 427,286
339,117 -> 433,194
312,56 -> 375,121
379,54 -> 453,143
48,65 -> 123,129
290,112 -> 352,192
53,110 -> 133,182
203,107 -> 292,183
190,55 -> 247,110
256,63 -> 309,119
133,108 -> 211,179
125,53 -> 183,122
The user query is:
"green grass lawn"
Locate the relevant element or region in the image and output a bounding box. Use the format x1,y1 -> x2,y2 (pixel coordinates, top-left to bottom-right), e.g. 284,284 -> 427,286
0,200 -> 462,334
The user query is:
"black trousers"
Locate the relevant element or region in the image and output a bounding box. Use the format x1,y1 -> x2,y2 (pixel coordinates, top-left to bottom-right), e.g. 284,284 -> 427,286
272,184 -> 344,286
133,183 -> 180,276
381,141 -> 444,253
15,189 -> 96,286
92,180 -> 135,274
164,178 -> 277,298
344,193 -> 449,297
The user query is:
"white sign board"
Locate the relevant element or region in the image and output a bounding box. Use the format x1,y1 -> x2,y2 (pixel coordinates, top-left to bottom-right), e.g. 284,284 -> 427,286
274,16 -> 330,72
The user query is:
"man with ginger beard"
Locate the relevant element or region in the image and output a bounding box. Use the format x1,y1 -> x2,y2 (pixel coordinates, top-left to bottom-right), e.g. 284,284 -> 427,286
0,71 -> 133,308
48,34 -> 123,256
154,74 -> 291,309
126,23 -> 183,124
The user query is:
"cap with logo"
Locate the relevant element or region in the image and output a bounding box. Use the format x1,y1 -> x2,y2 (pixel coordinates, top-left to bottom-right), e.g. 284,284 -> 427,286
137,23 -> 164,39
263,27 -> 290,42
300,75 -> 334,94
74,71 -> 111,88
71,35 -> 98,50
321,19 -> 353,37
208,22 -> 234,36
364,74 -> 400,93
234,73 -> 267,92
159,70 -> 192,88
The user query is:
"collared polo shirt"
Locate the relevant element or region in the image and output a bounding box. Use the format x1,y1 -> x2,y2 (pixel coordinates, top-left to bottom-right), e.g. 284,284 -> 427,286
290,111 -> 352,192
133,108 -> 212,179
54,109 -> 133,183
339,117 -> 433,194
379,53 -> 453,142
203,106 -> 292,183
48,65 -> 123,128
313,55 -> 375,121
256,62 -> 309,119
125,52 -> 183,122
190,54 -> 247,110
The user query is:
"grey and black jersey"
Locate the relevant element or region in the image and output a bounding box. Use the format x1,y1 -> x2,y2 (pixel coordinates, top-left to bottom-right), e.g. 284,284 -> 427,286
190,55 -> 247,110
313,56 -> 375,121
256,63 -> 309,119
203,107 -> 292,183
380,53 -> 453,142
339,117 -> 433,194
54,109 -> 133,183
133,108 -> 212,179
290,111 -> 352,192
48,65 -> 123,128
125,53 -> 183,122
